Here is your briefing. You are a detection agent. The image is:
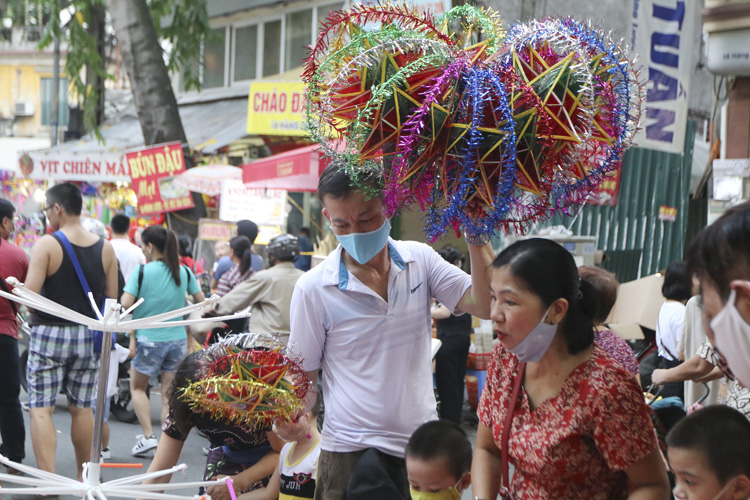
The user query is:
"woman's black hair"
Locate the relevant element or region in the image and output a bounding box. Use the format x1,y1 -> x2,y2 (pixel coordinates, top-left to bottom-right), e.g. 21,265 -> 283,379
438,245 -> 462,266
178,234 -> 192,258
493,238 -> 597,355
230,236 -> 253,275
661,261 -> 693,302
687,200 -> 750,302
167,351 -> 202,437
142,225 -> 182,286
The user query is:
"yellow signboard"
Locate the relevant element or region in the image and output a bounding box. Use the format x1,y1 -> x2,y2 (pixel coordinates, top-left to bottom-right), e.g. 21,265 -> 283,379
247,82 -> 308,136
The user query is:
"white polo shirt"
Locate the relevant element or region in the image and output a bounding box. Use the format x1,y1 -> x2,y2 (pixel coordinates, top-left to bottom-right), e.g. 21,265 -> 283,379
288,238 -> 471,457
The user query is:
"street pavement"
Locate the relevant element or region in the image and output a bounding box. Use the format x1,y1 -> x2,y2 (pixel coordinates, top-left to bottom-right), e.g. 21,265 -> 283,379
10,384 -> 208,500
9,386 -> 479,500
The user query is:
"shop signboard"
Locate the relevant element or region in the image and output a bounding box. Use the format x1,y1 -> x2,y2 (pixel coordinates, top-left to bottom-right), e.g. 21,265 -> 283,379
126,142 -> 194,216
199,219 -> 235,241
631,0 -> 696,154
247,83 -> 307,137
712,158 -> 750,201
220,178 -> 286,225
658,205 -> 677,222
17,150 -> 130,182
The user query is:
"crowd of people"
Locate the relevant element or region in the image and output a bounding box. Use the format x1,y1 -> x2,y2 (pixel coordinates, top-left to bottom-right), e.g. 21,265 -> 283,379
0,167 -> 748,500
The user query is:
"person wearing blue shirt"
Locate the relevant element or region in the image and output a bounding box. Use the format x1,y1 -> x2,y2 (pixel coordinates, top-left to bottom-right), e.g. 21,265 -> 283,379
214,220 -> 262,285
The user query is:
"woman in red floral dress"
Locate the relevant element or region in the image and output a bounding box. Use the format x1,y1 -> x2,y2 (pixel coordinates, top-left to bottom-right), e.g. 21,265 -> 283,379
472,238 -> 669,500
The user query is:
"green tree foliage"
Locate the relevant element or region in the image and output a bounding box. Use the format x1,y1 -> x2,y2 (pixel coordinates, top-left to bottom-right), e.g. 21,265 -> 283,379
149,0 -> 218,92
32,0 -> 214,140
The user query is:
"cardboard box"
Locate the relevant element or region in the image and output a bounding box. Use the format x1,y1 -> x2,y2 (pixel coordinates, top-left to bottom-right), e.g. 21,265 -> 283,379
605,273 -> 665,340
545,236 -> 598,266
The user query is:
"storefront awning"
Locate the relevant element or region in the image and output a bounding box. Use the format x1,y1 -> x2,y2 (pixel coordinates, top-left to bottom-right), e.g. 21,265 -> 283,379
242,144 -> 325,192
0,137 -> 50,173
17,95 -> 257,183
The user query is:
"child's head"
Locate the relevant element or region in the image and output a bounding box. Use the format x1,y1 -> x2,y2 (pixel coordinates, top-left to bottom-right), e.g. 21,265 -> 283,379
405,420 -> 472,499
215,240 -> 230,259
274,392 -> 322,443
666,405 -> 750,500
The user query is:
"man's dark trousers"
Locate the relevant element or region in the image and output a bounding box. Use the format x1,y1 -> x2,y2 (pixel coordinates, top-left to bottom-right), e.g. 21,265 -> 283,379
0,334 -> 25,462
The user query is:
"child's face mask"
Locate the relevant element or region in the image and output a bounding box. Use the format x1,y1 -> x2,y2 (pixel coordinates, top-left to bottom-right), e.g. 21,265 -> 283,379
409,481 -> 461,500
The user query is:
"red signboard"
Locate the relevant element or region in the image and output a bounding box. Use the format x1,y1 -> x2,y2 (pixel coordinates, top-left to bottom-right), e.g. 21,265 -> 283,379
658,205 -> 677,222
126,142 -> 194,216
588,169 -> 622,207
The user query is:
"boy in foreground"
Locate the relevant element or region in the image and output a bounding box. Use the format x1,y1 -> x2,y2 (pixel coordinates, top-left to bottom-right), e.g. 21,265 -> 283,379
667,405 -> 750,500
405,420 -> 472,500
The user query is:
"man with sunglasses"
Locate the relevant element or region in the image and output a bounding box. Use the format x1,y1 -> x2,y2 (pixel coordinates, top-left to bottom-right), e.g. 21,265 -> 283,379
0,199 -> 28,474
25,183 -> 119,480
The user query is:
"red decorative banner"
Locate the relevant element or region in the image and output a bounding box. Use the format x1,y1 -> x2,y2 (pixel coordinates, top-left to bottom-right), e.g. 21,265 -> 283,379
588,169 -> 622,207
658,205 -> 677,222
126,142 -> 194,216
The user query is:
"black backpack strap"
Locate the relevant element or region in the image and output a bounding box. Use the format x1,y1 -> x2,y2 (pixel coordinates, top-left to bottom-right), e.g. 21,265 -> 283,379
181,264 -> 194,287
137,264 -> 144,299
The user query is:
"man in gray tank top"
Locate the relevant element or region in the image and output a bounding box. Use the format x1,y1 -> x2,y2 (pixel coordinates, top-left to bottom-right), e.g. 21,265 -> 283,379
24,183 -> 119,481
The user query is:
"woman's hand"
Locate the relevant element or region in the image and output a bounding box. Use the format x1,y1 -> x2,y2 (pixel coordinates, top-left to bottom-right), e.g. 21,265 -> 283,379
137,433 -> 186,500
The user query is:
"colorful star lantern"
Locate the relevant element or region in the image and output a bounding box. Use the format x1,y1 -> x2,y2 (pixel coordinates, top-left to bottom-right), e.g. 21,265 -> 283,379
304,3 -> 645,238
180,333 -> 312,428
494,18 -> 644,224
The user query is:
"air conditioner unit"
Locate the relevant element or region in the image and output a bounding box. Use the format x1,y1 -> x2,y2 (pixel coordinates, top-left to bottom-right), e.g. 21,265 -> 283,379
13,101 -> 34,117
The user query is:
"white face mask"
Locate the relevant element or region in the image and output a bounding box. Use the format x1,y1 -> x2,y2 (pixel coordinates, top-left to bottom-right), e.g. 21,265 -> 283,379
709,289 -> 750,388
508,308 -> 557,363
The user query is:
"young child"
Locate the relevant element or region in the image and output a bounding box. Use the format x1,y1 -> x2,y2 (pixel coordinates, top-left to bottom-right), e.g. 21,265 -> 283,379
98,332 -> 136,459
666,405 -> 750,500
239,394 -> 321,500
405,420 -> 472,500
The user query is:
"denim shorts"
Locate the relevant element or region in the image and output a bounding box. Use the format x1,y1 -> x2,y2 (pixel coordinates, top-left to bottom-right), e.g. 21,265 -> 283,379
131,338 -> 187,378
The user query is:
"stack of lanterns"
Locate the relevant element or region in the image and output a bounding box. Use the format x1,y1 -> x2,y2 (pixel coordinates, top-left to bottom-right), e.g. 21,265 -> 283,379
304,3 -> 645,239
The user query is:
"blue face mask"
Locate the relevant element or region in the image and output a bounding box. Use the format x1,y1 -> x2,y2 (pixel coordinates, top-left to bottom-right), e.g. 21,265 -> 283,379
335,219 -> 390,265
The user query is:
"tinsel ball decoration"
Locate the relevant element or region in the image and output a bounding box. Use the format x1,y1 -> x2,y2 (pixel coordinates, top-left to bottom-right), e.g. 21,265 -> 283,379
180,333 -> 313,427
304,3 -> 645,238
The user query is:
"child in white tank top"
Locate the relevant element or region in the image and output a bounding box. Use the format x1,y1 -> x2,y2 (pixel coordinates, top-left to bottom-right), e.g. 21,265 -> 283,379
239,394 -> 321,500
